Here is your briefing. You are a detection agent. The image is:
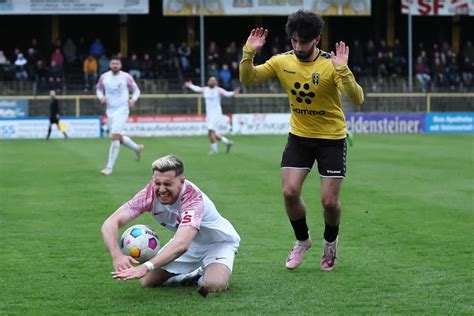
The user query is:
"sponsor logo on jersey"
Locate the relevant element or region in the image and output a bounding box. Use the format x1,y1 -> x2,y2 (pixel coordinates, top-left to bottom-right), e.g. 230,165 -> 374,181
181,210 -> 196,225
283,69 -> 296,74
291,104 -> 326,116
290,81 -> 316,105
312,73 -> 320,85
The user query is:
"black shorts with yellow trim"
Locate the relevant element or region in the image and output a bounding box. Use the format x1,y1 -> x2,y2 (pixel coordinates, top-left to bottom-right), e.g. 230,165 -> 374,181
280,133 -> 347,178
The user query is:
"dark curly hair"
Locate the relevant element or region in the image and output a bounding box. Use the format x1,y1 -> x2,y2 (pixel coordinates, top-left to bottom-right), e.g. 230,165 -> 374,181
285,10 -> 324,42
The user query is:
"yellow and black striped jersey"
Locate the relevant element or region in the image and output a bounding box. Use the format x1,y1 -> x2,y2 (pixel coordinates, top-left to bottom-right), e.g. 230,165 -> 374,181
240,44 -> 364,139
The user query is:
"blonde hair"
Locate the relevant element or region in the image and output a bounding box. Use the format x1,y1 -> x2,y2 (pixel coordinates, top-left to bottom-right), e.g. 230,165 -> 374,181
151,155 -> 184,176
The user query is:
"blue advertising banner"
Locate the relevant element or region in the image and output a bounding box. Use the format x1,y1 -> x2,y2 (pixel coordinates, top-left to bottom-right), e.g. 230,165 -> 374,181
425,112 -> 474,134
346,113 -> 425,134
0,99 -> 29,118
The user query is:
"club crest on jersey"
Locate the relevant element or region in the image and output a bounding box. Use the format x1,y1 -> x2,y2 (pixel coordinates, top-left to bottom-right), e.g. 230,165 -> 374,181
312,73 -> 320,85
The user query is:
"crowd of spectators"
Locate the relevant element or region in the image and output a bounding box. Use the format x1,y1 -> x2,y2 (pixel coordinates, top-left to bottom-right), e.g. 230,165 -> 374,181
0,36 -> 472,93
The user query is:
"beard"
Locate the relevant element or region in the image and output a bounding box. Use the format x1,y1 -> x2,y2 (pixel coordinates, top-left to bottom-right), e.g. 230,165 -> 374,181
294,47 -> 316,61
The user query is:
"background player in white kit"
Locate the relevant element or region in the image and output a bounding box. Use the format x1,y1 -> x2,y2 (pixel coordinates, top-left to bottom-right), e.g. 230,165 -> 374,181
102,155 -> 240,297
184,77 -> 240,155
96,57 -> 144,176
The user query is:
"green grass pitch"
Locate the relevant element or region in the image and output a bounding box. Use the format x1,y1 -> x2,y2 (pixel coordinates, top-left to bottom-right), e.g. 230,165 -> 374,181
0,135 -> 472,314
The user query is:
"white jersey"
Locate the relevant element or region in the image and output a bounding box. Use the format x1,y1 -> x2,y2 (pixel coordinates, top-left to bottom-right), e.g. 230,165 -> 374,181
125,179 -> 240,248
188,84 -> 234,118
96,71 -> 140,117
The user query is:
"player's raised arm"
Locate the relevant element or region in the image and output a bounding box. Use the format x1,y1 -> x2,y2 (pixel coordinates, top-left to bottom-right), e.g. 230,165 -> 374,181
332,41 -> 364,105
239,27 -> 277,85
218,86 -> 239,97
184,80 -> 204,93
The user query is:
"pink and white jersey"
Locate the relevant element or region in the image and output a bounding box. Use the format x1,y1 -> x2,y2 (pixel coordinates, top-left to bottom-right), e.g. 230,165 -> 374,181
188,84 -> 234,118
96,71 -> 140,116
124,179 -> 240,248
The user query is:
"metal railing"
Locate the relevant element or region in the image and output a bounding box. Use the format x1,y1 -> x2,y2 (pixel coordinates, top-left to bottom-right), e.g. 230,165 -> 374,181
0,93 -> 473,117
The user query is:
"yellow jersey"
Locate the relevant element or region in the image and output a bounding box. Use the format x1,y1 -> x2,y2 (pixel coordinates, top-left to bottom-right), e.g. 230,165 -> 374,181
239,44 -> 364,139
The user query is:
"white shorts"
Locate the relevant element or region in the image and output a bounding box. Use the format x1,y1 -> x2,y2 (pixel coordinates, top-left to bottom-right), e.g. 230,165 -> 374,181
160,241 -> 239,275
107,114 -> 128,135
206,114 -> 224,131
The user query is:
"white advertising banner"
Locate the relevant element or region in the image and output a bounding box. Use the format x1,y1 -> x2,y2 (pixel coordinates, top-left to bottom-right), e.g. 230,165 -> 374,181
232,113 -> 290,135
401,0 -> 473,15
122,115 -> 231,137
0,0 -> 149,15
163,0 -> 371,16
0,117 -> 101,139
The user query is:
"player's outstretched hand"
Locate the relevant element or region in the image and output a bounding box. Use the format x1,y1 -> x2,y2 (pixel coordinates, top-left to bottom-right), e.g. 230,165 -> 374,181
234,87 -> 241,95
184,81 -> 192,88
331,41 -> 349,67
111,264 -> 148,281
245,27 -> 268,52
100,97 -> 107,104
112,254 -> 139,272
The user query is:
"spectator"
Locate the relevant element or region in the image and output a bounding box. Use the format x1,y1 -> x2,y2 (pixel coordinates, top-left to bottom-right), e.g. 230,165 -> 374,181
77,36 -> 88,62
47,60 -> 63,92
89,38 -> 105,58
350,40 -> 364,74
462,40 -> 474,61
230,61 -> 239,79
445,57 -> 461,89
141,53 -> 154,79
415,56 -> 430,92
366,40 -> 376,76
432,57 -> 446,87
376,51 -> 387,78
208,41 -> 220,64
98,54 -> 110,75
218,64 -> 232,90
461,57 -> 473,87
128,53 -> 142,79
51,48 -> 64,68
14,53 -> 28,80
63,38 -> 77,64
207,63 -> 219,78
35,59 -> 48,91
177,41 -> 191,72
166,43 -> 179,72
0,51 -> 7,80
83,55 -> 98,91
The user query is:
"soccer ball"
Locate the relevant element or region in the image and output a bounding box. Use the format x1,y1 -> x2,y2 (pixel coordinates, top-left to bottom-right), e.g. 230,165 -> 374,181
120,225 -> 160,263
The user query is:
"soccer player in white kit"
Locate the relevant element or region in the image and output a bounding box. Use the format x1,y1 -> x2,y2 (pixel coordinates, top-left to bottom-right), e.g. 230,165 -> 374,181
102,155 -> 240,297
184,77 -> 240,155
96,57 -> 144,176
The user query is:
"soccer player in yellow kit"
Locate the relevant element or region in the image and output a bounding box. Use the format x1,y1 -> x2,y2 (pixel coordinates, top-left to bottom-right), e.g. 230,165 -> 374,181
240,10 -> 364,271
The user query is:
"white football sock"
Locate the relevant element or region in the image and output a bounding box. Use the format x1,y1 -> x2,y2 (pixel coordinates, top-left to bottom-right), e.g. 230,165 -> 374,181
197,276 -> 205,287
220,137 -> 230,145
163,267 -> 203,286
210,143 -> 218,153
122,136 -> 140,152
106,140 -> 120,169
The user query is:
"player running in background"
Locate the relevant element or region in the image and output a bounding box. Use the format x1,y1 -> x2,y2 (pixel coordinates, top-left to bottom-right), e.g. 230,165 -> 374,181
46,90 -> 68,140
240,10 -> 364,271
102,155 -> 240,297
96,57 -> 143,176
184,77 -> 240,155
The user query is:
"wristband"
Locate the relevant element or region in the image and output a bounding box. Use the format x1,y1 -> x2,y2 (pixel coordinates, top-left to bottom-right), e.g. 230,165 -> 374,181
144,261 -> 155,271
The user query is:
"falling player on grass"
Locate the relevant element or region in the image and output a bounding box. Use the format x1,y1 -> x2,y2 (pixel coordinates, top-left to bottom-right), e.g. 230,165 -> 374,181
102,155 -> 240,297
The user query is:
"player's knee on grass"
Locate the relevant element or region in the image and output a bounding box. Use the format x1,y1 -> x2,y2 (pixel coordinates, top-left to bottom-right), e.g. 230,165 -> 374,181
203,263 -> 231,293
